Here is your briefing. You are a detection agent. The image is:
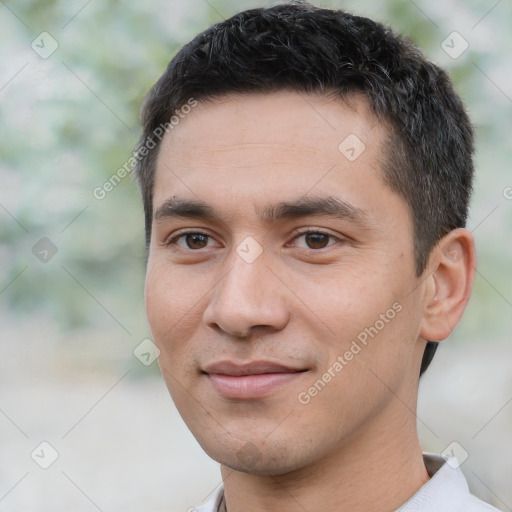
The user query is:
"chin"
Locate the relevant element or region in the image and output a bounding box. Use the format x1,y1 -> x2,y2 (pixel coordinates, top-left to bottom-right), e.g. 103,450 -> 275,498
200,435 -> 314,476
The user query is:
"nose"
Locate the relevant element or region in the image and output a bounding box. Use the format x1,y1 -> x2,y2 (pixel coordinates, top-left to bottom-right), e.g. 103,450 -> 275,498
202,246 -> 290,338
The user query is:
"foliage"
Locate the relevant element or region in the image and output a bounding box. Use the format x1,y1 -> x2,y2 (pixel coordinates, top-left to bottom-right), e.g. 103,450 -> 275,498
1,0 -> 510,343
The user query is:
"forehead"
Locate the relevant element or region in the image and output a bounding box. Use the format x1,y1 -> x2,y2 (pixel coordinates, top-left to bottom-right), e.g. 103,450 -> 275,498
157,90 -> 383,164
152,91 -> 398,221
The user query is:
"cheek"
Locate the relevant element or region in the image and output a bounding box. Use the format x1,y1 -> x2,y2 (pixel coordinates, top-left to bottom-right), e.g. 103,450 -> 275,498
298,263 -> 417,377
145,261 -> 216,386
144,266 -> 168,337
290,264 -> 393,339
145,263 -> 196,330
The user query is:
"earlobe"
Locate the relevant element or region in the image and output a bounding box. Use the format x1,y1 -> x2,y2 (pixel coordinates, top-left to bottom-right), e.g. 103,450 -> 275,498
419,228 -> 477,342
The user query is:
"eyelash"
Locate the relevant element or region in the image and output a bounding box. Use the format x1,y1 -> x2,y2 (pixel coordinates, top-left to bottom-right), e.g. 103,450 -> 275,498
164,228 -> 343,251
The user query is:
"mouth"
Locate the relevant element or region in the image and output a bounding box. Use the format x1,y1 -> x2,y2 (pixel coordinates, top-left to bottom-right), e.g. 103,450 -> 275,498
202,360 -> 308,400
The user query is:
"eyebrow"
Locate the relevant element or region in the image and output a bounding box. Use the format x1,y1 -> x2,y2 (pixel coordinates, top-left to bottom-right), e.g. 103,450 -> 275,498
154,195 -> 370,226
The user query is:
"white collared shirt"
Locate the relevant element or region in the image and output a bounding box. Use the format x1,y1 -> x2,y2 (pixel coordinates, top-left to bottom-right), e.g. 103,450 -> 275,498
193,453 -> 502,512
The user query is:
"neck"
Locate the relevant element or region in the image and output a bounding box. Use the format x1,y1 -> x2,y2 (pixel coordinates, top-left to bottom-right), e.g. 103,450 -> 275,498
221,398 -> 430,512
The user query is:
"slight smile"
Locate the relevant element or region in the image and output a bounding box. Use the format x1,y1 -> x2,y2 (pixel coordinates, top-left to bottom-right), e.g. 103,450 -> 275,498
203,361 -> 308,400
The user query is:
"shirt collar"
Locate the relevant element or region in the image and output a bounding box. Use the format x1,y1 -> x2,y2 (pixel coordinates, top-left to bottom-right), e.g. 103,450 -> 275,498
397,453 -> 470,511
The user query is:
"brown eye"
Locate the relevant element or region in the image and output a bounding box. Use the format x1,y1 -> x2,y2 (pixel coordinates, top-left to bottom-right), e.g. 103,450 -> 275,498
185,233 -> 209,249
166,232 -> 215,250
305,232 -> 330,249
288,229 -> 343,251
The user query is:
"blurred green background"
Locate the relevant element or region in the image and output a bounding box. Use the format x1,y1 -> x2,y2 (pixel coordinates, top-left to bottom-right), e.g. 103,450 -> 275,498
1,1 -> 511,511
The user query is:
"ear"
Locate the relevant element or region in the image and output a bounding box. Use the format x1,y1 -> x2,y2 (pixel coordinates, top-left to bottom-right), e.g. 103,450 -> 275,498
419,228 -> 476,342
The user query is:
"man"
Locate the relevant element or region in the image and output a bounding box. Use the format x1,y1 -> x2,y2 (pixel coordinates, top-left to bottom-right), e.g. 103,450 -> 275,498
135,3 -> 501,511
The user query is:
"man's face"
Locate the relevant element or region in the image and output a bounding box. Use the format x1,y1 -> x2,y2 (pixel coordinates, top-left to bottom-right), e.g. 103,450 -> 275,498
145,91 -> 428,475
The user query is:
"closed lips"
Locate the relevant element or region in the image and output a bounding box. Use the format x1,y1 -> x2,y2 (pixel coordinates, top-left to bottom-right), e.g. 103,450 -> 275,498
202,361 -> 307,376
203,361 -> 308,399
